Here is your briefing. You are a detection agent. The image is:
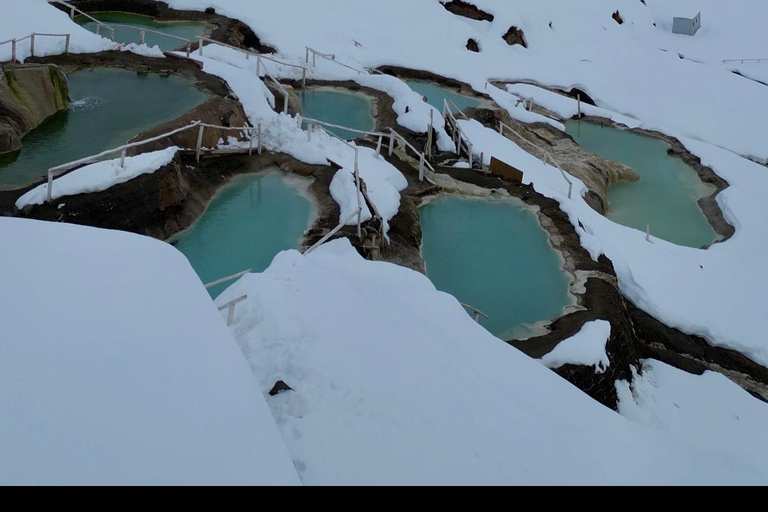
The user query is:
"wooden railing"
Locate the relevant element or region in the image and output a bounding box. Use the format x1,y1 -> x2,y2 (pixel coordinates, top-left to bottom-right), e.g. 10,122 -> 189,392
498,121 -> 573,199
722,57 -> 768,64
0,33 -> 71,63
197,37 -> 307,111
460,302 -> 489,323
51,1 -> 116,40
388,129 -> 436,182
443,98 -> 478,168
45,120 -> 260,202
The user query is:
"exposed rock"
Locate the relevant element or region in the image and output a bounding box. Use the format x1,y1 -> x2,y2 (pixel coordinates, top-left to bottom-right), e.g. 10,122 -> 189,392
0,64 -> 70,155
502,26 -> 527,48
269,381 -> 293,396
466,38 -> 480,52
440,0 -> 494,22
612,10 -> 624,25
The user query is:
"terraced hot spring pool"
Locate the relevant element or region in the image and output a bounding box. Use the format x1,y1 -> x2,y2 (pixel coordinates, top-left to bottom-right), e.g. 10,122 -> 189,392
405,80 -> 482,111
565,121 -> 718,248
172,171 -> 314,298
297,88 -> 375,140
0,67 -> 208,190
75,11 -> 212,51
420,195 -> 571,340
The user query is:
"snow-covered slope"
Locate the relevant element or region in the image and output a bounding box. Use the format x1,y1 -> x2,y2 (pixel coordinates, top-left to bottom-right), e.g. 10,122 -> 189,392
0,218 -> 300,486
215,239 -> 768,485
163,0 -> 768,163
618,359 -> 768,477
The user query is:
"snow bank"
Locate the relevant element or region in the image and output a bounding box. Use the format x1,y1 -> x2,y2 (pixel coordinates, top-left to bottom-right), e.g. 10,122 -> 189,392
213,239 -> 764,485
16,148 -> 179,209
0,0 -> 116,62
0,218 -> 300,485
541,320 -> 611,372
618,359 -> 768,478
121,42 -> 166,58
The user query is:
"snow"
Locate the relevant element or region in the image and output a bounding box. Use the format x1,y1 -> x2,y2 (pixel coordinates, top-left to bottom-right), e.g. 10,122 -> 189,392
0,218 -> 300,485
617,359 -> 768,478
0,0 -> 116,63
16,148 -> 179,209
120,42 -> 166,58
541,320 -> 611,373
213,239 -> 766,485
163,0 -> 768,163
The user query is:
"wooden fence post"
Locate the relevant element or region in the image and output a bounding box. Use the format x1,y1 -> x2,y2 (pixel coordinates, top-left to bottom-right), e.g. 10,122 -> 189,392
46,171 -> 53,203
195,125 -> 205,162
64,34 -> 71,54
257,123 -> 263,154
577,93 -> 582,118
30,33 -> 35,57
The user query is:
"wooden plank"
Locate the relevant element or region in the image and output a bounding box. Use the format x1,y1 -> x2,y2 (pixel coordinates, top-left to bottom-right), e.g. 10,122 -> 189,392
489,156 -> 524,184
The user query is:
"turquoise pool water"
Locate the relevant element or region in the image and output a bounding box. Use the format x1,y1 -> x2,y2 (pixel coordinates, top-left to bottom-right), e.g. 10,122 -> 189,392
172,171 -> 313,298
298,89 -> 375,140
75,12 -> 211,51
405,79 -> 482,111
565,121 -> 718,248
420,195 -> 571,340
0,67 -> 207,190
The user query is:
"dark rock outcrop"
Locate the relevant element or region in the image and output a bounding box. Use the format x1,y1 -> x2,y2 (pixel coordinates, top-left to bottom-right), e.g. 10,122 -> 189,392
440,0 -> 494,22
466,38 -> 480,52
0,64 -> 70,154
502,26 -> 527,48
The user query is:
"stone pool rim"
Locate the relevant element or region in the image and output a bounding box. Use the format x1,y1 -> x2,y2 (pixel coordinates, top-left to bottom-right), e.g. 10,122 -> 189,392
167,166 -> 318,245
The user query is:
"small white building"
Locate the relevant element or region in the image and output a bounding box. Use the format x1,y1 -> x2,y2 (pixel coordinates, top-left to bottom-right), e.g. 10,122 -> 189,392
673,12 -> 701,36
